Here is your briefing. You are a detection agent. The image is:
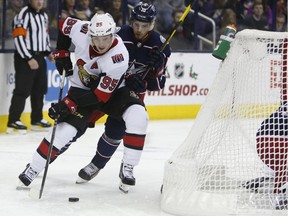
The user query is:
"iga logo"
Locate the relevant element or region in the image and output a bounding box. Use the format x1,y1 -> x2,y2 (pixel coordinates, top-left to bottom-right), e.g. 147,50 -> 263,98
7,73 -> 15,84
47,69 -> 68,88
112,54 -> 124,63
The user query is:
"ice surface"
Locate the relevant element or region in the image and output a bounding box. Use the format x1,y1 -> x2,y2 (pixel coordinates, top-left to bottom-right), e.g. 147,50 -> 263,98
0,119 -> 193,216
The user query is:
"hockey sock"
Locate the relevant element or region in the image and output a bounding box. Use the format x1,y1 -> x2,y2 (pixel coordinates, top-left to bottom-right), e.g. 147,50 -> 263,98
29,138 -> 60,173
123,132 -> 146,150
122,146 -> 143,166
51,142 -> 72,163
36,138 -> 59,161
91,133 -> 121,169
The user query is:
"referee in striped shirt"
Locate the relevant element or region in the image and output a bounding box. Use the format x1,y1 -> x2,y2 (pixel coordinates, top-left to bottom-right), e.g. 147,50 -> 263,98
7,0 -> 54,134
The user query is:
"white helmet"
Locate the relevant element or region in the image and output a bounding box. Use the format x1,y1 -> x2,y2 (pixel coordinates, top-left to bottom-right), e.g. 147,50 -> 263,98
89,13 -> 116,36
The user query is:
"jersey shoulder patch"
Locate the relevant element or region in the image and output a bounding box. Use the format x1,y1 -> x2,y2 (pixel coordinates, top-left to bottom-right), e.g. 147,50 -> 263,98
111,54 -> 125,63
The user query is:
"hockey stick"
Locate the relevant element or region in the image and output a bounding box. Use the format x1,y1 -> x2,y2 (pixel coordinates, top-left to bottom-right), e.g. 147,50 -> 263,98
142,0 -> 195,79
38,69 -> 66,199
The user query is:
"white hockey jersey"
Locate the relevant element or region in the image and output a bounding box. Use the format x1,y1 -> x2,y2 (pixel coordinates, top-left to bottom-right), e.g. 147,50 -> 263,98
60,17 -> 129,102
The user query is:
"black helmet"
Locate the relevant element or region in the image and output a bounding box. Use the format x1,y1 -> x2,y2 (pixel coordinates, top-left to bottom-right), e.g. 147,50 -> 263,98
131,2 -> 156,23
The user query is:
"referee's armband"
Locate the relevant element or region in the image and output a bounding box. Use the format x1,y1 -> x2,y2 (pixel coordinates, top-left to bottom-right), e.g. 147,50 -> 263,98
12,27 -> 27,38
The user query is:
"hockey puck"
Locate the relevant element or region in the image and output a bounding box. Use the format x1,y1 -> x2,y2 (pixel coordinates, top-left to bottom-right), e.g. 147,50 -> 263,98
68,197 -> 79,202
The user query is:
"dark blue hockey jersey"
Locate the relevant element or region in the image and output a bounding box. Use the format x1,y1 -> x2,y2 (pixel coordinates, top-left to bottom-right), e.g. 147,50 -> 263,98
117,25 -> 171,91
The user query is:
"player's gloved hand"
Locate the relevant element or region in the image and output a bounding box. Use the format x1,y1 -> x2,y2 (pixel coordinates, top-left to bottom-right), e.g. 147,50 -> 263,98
146,47 -> 164,77
52,50 -> 73,76
125,73 -> 147,93
48,96 -> 77,120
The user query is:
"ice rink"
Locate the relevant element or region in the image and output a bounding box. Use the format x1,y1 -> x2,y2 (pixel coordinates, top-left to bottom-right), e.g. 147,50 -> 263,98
0,119 -> 194,216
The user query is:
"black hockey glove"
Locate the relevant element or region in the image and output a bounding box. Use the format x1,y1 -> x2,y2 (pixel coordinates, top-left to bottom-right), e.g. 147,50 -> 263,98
52,50 -> 73,76
125,73 -> 147,93
48,96 -> 77,120
146,47 -> 164,77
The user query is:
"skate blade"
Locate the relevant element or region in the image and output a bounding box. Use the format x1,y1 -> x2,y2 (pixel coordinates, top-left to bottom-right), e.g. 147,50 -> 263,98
119,182 -> 130,194
75,177 -> 88,184
7,128 -> 27,135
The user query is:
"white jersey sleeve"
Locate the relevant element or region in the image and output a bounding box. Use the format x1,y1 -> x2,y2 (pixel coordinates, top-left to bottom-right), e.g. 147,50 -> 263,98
60,17 -> 90,49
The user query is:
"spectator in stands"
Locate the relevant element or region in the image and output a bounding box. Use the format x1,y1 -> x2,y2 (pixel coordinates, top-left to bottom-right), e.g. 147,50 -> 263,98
199,0 -> 230,36
219,8 -> 237,36
93,0 -> 111,12
247,0 -> 272,27
162,8 -> 194,51
76,0 -> 95,20
208,0 -> 229,31
224,0 -> 250,27
106,0 -> 128,26
276,13 -> 287,32
61,0 -> 77,19
5,0 -> 24,38
154,0 -> 186,33
242,2 -> 269,30
204,8 -> 237,50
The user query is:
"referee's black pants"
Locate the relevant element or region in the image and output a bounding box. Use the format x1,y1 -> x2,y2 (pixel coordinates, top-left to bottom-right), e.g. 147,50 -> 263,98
8,52 -> 48,124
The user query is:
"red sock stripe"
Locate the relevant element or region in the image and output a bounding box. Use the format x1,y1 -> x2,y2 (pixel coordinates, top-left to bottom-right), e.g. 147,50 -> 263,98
123,133 -> 146,150
37,138 -> 59,160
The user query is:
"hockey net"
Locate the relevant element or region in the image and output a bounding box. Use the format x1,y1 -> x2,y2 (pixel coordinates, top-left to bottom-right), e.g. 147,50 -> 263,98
161,30 -> 288,216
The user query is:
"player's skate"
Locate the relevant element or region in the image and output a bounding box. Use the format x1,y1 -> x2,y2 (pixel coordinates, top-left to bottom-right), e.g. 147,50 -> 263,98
6,121 -> 27,134
17,164 -> 39,190
30,119 -> 52,131
242,176 -> 274,193
76,162 -> 100,184
119,162 -> 135,194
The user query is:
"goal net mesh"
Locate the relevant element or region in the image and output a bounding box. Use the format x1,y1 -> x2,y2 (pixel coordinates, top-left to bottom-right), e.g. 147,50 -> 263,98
161,29 -> 288,216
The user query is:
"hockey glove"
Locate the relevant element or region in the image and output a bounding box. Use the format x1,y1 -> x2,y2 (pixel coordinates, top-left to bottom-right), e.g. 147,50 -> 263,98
52,50 -> 73,76
125,73 -> 147,93
146,47 -> 164,77
48,96 -> 77,120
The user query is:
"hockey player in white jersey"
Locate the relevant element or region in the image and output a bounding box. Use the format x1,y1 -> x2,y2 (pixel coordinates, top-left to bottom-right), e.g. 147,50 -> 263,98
51,2 -> 170,193
18,13 -> 148,188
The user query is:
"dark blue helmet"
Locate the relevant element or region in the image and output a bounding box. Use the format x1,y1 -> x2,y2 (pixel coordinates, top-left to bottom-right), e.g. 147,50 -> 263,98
131,2 -> 156,23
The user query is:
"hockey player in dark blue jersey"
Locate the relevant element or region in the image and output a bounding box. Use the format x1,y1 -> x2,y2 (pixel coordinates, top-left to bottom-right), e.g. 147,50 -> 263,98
76,2 -> 171,193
